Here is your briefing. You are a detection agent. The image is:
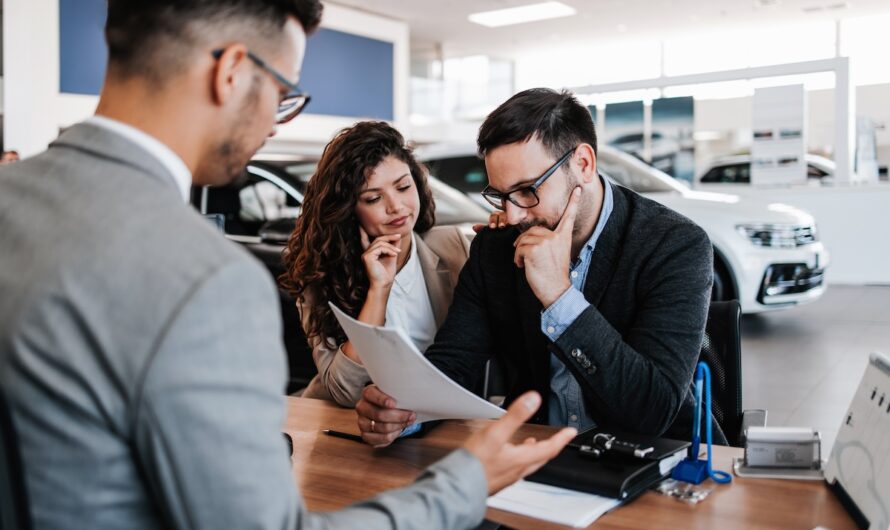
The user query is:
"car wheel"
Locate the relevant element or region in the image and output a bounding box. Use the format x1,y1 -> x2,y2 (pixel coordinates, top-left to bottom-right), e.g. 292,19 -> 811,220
711,258 -> 735,302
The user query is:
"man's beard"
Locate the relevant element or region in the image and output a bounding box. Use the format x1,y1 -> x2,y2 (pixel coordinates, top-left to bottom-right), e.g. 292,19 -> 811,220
217,137 -> 255,184
192,134 -> 257,187
193,78 -> 264,186
517,176 -> 580,233
517,217 -> 554,233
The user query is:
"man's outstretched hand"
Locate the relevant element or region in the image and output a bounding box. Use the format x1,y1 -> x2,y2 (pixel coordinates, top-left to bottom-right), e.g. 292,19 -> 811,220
463,391 -> 576,495
356,386 -> 575,495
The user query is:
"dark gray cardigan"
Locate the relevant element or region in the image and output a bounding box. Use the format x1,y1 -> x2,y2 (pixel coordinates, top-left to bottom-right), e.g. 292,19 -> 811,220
425,182 -> 724,443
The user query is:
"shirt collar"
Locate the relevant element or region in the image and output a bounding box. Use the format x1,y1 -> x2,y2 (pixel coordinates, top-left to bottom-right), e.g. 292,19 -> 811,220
578,173 -> 615,261
85,115 -> 192,203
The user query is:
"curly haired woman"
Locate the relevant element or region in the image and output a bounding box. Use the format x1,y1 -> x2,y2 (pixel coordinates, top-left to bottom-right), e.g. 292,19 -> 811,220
281,121 -> 470,407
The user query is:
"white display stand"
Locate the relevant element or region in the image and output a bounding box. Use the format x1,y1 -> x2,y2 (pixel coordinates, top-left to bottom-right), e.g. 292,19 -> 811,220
751,85 -> 807,187
856,117 -> 880,183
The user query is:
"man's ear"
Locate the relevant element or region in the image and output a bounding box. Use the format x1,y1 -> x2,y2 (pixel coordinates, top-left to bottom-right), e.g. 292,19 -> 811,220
576,143 -> 597,184
210,44 -> 251,107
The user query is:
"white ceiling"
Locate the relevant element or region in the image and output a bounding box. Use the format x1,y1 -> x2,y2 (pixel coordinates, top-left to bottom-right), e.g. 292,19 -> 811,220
328,0 -> 890,58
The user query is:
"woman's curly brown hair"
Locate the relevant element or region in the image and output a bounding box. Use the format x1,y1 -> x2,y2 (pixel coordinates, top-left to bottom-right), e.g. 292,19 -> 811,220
280,121 -> 436,347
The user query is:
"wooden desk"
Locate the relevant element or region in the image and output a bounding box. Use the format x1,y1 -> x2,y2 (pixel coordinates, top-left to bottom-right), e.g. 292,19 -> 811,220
285,397 -> 856,530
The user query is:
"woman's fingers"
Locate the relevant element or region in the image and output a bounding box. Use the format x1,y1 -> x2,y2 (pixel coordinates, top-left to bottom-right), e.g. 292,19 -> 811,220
366,242 -> 401,258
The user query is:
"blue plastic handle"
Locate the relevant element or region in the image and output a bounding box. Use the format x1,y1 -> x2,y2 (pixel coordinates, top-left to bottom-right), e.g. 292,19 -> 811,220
700,362 -> 732,484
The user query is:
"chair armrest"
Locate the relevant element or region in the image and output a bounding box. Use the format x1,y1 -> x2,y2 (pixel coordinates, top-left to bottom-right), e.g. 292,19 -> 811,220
740,409 -> 767,445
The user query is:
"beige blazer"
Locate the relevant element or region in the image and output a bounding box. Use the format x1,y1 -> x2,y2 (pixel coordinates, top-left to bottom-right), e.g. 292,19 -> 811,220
299,225 -> 471,406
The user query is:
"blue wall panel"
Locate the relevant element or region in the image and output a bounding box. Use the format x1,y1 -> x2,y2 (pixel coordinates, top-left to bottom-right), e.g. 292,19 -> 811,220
56,3 -> 394,119
59,0 -> 107,95
299,28 -> 394,120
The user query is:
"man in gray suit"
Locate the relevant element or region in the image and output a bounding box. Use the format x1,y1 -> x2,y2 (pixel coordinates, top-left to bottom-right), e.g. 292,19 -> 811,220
0,1 -> 575,529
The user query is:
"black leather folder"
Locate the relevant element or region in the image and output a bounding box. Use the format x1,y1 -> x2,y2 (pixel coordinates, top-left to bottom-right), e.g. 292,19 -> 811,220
527,427 -> 691,500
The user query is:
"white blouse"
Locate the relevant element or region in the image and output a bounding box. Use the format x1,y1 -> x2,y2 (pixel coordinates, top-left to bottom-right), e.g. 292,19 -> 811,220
384,232 -> 438,353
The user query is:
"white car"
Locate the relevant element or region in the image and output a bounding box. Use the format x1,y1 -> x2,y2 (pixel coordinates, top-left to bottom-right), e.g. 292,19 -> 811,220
419,143 -> 829,314
696,153 -> 835,188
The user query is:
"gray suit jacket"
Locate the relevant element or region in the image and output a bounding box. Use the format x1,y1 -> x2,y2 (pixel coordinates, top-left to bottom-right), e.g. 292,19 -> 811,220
301,226 -> 470,406
0,123 -> 486,530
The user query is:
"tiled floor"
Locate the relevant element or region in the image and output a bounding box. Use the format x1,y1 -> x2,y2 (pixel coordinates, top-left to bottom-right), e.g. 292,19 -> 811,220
741,284 -> 890,455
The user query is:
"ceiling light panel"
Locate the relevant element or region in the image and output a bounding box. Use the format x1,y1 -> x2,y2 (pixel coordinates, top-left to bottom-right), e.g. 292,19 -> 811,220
468,1 -> 577,28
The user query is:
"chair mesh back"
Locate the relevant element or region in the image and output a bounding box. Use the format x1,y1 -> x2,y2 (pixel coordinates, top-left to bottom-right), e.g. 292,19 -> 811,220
698,301 -> 744,446
0,388 -> 32,530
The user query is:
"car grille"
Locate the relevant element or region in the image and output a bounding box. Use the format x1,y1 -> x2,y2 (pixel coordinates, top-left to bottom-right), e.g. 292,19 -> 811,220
736,224 -> 819,248
758,263 -> 825,304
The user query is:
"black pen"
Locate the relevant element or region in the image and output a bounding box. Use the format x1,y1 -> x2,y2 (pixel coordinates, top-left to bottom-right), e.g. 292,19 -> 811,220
322,429 -> 365,443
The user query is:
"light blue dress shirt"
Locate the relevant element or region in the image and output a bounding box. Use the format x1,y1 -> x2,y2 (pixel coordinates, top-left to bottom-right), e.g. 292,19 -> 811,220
542,174 -> 614,431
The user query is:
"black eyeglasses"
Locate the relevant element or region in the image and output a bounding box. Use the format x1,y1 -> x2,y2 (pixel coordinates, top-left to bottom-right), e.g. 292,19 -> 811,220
481,147 -> 576,210
211,48 -> 311,124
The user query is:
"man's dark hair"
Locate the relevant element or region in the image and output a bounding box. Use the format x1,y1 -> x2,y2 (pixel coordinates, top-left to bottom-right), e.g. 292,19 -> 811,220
477,88 -> 597,161
105,0 -> 323,82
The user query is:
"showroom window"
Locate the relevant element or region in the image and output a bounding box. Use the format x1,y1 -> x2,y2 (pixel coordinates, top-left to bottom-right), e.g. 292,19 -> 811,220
841,13 -> 890,86
514,39 -> 661,91
663,20 -> 837,76
410,55 -> 514,122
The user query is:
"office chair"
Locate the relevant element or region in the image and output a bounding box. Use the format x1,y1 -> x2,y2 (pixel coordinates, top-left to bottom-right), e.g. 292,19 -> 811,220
0,387 -> 32,530
699,300 -> 766,447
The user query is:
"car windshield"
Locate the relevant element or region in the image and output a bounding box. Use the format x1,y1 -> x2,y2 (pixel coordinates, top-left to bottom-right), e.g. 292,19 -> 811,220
426,176 -> 490,224
268,159 -> 489,225
423,156 -> 488,194
277,161 -> 317,193
421,146 -> 684,196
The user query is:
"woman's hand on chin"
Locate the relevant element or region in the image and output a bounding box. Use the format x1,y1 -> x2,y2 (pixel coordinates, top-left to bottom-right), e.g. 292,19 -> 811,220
360,227 -> 401,291
473,211 -> 509,233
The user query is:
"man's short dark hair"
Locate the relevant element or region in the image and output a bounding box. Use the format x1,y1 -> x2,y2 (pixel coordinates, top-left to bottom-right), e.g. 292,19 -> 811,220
106,0 -> 323,82
477,88 -> 597,161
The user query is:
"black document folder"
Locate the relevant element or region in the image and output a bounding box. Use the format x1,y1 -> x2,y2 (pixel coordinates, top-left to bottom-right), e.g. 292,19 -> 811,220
527,427 -> 691,500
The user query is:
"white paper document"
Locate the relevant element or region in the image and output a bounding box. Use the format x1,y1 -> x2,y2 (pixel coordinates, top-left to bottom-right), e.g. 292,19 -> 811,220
487,480 -> 621,528
330,303 -> 505,423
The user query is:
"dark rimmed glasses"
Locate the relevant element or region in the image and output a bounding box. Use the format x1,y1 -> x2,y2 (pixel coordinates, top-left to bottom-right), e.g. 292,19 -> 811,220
481,147 -> 576,210
211,48 -> 311,124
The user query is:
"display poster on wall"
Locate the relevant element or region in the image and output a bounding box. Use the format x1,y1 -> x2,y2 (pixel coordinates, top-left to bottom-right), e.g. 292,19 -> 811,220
59,0 -> 107,95
751,85 -> 807,186
604,100 -> 645,162
300,29 -> 394,120
651,96 -> 695,183
58,0 -> 394,120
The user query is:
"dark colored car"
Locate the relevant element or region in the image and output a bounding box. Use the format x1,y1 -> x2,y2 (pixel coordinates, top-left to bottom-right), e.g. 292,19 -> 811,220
191,159 -> 489,392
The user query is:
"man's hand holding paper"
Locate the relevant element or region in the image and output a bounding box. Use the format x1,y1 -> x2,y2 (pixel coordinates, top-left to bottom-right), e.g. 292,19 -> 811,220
357,388 -> 577,495
355,384 -> 416,447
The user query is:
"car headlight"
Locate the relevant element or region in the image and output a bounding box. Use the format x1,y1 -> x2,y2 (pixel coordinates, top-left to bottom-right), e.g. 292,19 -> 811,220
735,224 -> 818,248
